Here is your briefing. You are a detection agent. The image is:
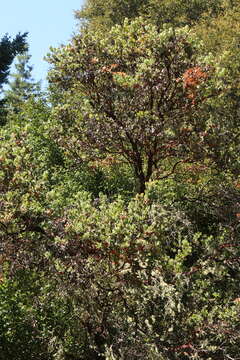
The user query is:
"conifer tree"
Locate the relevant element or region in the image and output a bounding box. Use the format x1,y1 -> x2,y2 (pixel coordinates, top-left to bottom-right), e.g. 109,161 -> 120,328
0,33 -> 27,89
0,32 -> 27,124
4,51 -> 41,114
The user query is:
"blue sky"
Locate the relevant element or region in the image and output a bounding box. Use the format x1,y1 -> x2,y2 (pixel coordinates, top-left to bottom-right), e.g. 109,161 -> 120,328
1,1 -> 84,89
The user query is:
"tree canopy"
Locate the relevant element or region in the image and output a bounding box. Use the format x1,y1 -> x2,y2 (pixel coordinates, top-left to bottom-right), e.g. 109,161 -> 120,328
0,32 -> 28,124
4,51 -> 41,114
76,0 -> 225,31
0,32 -> 28,89
48,18 -> 229,192
1,2 -> 240,359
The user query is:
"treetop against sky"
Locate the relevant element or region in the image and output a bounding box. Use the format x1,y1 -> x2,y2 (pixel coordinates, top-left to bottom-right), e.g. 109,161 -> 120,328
0,0 -> 84,86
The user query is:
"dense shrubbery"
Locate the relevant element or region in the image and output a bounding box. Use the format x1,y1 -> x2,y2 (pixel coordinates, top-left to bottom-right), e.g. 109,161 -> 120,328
1,1 -> 240,359
1,172 -> 240,358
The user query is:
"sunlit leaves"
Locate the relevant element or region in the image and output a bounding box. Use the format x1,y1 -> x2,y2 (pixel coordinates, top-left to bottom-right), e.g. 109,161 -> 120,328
48,18 -> 221,193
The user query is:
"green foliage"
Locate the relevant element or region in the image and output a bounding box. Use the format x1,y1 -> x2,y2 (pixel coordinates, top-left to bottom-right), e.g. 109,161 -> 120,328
0,106 -> 239,358
0,274 -> 50,360
76,0 -> 146,30
48,18 -> 227,192
0,33 -> 28,125
0,33 -> 28,89
193,3 -> 240,175
1,3 -> 240,359
194,0 -> 240,54
1,176 -> 240,358
0,98 -> 8,126
76,0 -> 224,31
141,0 -> 223,28
4,51 -> 41,114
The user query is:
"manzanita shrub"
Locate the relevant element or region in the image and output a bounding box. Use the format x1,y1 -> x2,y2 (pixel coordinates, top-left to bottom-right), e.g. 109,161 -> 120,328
1,14 -> 240,360
1,147 -> 240,359
48,17 -> 230,193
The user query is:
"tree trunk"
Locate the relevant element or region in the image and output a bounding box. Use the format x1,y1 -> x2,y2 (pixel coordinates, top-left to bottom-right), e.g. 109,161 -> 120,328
137,174 -> 146,193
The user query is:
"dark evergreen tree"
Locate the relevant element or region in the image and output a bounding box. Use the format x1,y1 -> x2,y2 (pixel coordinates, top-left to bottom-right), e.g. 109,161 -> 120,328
0,33 -> 28,89
0,33 -> 28,125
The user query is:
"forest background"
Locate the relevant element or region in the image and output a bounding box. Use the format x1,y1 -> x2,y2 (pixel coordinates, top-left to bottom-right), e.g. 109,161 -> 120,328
0,0 -> 240,359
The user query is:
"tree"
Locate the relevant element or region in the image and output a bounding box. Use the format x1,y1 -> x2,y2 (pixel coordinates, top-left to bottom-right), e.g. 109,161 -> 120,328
0,32 -> 28,124
75,0 -> 223,31
4,51 -> 41,113
48,18 -> 221,193
192,1 -> 240,175
0,33 -> 28,90
76,0 -> 147,30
